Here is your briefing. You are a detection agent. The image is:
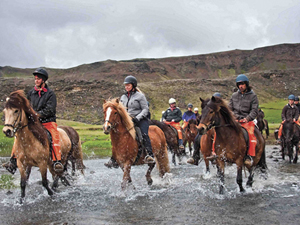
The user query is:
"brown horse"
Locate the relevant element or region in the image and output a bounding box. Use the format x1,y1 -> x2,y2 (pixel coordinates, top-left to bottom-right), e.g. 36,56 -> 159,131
103,98 -> 170,190
149,120 -> 184,165
257,110 -> 269,139
2,90 -> 84,203
198,96 -> 267,194
183,119 -> 198,156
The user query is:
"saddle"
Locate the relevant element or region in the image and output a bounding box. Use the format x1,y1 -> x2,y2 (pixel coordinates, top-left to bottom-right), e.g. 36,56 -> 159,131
167,124 -> 179,139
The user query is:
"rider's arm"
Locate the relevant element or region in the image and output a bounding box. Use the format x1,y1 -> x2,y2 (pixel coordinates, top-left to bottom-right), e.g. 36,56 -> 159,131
281,106 -> 287,121
246,95 -> 259,122
174,108 -> 182,122
38,91 -> 57,119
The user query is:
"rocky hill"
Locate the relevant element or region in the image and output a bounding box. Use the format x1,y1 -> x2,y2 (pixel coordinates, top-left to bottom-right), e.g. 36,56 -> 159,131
0,43 -> 300,124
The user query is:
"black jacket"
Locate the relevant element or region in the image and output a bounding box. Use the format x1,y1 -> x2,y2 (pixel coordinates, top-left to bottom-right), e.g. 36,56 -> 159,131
281,104 -> 299,121
27,84 -> 57,123
162,107 -> 182,122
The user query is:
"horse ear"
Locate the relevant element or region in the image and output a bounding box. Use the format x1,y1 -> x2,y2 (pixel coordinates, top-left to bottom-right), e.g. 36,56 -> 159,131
211,96 -> 216,102
116,98 -> 120,104
200,97 -> 204,102
103,99 -> 106,104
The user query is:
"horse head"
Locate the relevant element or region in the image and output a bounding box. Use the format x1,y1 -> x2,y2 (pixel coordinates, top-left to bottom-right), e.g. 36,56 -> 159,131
3,90 -> 33,137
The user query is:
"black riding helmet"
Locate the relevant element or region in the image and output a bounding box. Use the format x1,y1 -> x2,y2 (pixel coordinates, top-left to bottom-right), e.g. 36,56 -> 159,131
33,68 -> 48,81
124,75 -> 137,88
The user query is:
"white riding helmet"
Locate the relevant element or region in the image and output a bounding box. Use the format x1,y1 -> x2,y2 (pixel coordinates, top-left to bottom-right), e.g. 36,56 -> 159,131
194,108 -> 198,111
169,98 -> 176,104
162,111 -> 165,114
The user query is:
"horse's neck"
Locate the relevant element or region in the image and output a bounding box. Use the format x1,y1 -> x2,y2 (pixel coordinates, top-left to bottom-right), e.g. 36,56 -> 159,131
110,123 -> 133,144
15,127 -> 40,149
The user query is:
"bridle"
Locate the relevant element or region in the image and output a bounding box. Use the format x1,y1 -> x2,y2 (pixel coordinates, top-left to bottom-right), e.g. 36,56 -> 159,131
4,109 -> 28,134
104,107 -> 134,134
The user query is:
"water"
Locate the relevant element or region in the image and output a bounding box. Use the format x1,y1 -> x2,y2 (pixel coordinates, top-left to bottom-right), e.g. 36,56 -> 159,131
0,145 -> 300,225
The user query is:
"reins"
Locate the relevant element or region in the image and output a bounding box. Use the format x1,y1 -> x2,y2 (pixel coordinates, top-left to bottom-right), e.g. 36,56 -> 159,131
4,109 -> 28,134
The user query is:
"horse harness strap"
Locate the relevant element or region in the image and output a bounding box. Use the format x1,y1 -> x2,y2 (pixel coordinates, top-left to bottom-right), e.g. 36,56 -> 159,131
133,126 -> 145,165
4,110 -> 28,134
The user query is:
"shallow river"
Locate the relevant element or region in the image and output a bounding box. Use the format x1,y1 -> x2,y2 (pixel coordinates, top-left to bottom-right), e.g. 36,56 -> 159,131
0,145 -> 300,225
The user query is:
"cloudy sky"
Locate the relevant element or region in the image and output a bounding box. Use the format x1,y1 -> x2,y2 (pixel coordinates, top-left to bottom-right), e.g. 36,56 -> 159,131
1,0 -> 300,69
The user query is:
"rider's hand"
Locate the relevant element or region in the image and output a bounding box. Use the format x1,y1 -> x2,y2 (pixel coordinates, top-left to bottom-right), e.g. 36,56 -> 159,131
163,119 -> 166,122
172,119 -> 175,122
132,117 -> 139,124
240,118 -> 248,123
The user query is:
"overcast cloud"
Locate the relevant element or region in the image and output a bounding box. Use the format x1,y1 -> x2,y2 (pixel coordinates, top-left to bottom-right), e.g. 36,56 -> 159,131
1,0 -> 299,69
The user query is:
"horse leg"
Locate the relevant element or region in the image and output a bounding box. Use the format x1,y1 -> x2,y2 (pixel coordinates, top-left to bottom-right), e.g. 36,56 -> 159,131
172,151 -> 177,166
25,166 -> 32,181
146,163 -> 155,185
246,167 -> 254,188
189,141 -> 192,156
218,161 -> 225,194
121,163 -> 132,190
204,159 -> 210,174
237,165 -> 245,192
39,166 -> 54,196
293,143 -> 299,164
18,164 -> 27,204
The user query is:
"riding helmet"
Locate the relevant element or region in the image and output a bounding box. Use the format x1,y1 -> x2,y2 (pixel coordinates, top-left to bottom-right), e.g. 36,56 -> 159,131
213,92 -> 221,98
288,94 -> 295,100
33,68 -> 48,81
124,75 -> 137,88
169,98 -> 176,104
235,74 -> 249,87
187,103 -> 193,108
194,108 -> 199,112
295,96 -> 299,101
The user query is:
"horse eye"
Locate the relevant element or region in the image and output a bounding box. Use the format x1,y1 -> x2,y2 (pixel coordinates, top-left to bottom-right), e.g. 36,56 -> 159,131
209,111 -> 214,114
114,112 -> 117,115
14,110 -> 19,113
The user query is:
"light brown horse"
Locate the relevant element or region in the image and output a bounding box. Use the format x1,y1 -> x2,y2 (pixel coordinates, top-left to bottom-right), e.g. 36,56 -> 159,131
103,98 -> 170,190
2,90 -> 84,203
198,96 -> 267,194
183,119 -> 198,156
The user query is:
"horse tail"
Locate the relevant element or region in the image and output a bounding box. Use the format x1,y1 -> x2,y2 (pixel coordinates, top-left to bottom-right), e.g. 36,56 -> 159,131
59,126 -> 85,175
155,129 -> 170,177
265,120 -> 269,137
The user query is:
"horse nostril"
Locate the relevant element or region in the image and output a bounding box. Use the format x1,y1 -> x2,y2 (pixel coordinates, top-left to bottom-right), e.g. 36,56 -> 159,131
4,129 -> 12,137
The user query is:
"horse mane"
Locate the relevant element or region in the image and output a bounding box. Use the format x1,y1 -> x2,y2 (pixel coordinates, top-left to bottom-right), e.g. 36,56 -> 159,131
210,97 -> 241,134
188,119 -> 197,125
103,98 -> 136,139
5,90 -> 48,147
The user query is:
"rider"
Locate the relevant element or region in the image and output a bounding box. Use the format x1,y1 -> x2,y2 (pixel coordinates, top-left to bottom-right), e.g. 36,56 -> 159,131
194,108 -> 200,125
182,103 -> 197,130
228,74 -> 259,167
105,75 -> 155,168
162,98 -> 184,150
187,92 -> 223,165
277,94 -> 300,143
3,68 -> 64,174
295,96 -> 300,113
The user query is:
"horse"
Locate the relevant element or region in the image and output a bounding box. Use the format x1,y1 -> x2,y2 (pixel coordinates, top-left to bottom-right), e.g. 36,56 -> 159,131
183,119 -> 198,156
197,96 -> 267,194
149,119 -> 184,165
281,119 -> 300,163
103,98 -> 170,190
257,110 -> 269,139
2,90 -> 85,203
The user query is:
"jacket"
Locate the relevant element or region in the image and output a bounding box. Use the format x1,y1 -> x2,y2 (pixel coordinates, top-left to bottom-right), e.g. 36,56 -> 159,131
229,89 -> 259,121
162,107 -> 182,122
281,104 -> 299,121
120,90 -> 149,121
27,84 -> 57,123
182,111 -> 196,121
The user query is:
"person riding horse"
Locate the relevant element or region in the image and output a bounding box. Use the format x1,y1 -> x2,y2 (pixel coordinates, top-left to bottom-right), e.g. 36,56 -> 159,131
228,74 -> 259,167
104,75 -> 155,168
3,68 -> 64,174
277,94 -> 300,143
182,103 -> 197,130
295,96 -> 300,113
194,108 -> 200,125
162,98 -> 184,150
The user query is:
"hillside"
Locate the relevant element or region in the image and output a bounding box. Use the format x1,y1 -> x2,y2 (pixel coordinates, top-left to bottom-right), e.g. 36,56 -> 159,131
0,43 -> 300,124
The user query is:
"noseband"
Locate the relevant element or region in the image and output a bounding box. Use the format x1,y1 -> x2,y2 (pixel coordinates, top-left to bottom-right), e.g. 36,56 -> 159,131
4,109 -> 28,134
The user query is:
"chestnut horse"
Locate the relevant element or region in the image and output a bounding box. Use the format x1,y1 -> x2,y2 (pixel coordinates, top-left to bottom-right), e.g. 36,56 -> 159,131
281,119 -> 300,163
149,120 -> 184,165
198,96 -> 267,194
103,99 -> 170,190
183,119 -> 198,156
2,90 -> 85,203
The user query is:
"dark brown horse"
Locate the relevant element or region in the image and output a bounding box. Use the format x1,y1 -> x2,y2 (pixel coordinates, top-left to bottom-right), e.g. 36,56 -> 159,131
281,119 -> 300,163
198,96 -> 267,194
103,99 -> 170,190
183,119 -> 198,156
149,120 -> 184,165
2,90 -> 85,203
257,110 -> 269,139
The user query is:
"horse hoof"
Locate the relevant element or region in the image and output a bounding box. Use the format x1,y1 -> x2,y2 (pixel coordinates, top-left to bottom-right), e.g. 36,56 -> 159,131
147,179 -> 153,186
186,158 -> 195,165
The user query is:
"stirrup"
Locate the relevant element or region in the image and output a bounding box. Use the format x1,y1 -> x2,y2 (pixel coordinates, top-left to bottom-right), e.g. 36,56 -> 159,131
187,158 -> 195,165
244,156 -> 253,167
2,161 -> 17,175
179,145 -> 185,150
53,161 -> 64,173
104,158 -> 119,169
206,152 -> 217,161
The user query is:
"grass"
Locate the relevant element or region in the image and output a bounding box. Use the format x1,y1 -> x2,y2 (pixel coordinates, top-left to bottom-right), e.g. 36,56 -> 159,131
0,174 -> 16,189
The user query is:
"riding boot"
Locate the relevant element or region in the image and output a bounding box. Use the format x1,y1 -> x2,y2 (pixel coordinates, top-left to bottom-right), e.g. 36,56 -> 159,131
2,157 -> 17,175
178,139 -> 184,150
244,156 -> 254,167
143,134 -> 155,164
187,134 -> 201,165
53,160 -> 64,173
104,157 -> 119,169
